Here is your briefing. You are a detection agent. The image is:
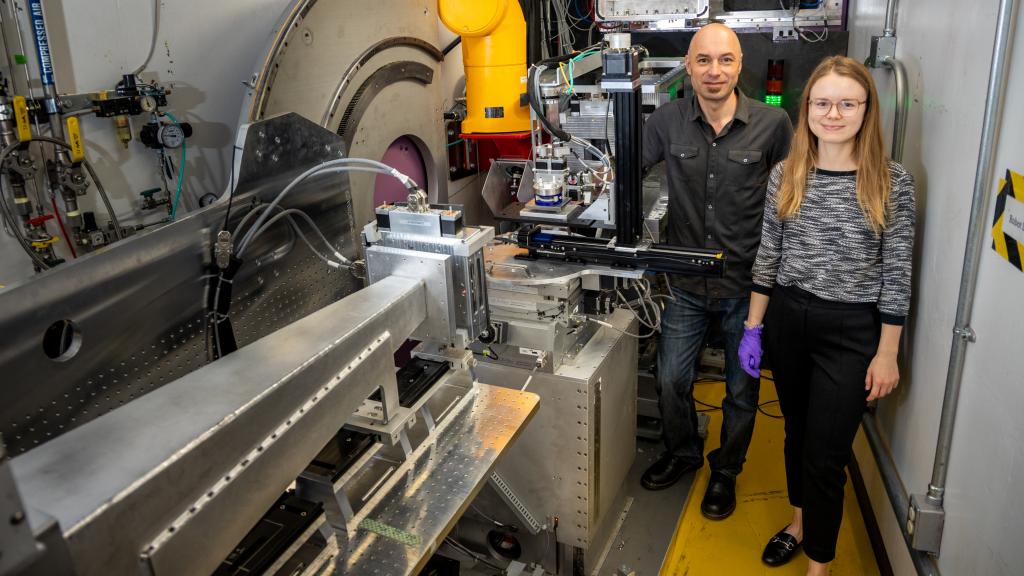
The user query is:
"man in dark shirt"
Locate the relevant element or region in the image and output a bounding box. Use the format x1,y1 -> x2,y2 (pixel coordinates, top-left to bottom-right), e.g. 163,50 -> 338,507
640,23 -> 793,520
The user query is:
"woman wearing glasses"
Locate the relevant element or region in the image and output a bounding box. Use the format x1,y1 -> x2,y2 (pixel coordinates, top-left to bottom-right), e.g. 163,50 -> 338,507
739,56 -> 916,574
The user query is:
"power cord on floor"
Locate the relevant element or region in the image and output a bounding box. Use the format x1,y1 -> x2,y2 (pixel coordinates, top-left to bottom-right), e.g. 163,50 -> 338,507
443,537 -> 504,571
691,376 -> 784,419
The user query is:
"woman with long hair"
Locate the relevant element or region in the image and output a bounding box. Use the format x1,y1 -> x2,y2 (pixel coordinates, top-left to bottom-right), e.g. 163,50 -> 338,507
738,55 -> 916,574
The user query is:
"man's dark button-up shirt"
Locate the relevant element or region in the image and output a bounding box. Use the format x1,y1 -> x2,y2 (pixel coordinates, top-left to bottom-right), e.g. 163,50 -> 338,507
643,89 -> 793,298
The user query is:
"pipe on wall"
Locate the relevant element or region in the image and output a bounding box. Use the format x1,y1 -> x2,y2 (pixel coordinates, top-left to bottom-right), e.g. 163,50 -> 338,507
881,56 -> 908,162
928,0 -> 1019,506
862,415 -> 941,575
883,0 -> 898,36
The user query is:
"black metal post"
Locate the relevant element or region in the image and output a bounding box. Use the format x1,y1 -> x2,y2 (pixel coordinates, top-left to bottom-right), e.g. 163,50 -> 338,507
611,88 -> 642,247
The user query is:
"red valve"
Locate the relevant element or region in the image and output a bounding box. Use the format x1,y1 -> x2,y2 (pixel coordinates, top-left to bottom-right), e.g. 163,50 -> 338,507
27,214 -> 55,227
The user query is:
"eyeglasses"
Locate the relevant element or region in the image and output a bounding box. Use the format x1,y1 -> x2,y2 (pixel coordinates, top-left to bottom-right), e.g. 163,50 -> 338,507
808,98 -> 867,116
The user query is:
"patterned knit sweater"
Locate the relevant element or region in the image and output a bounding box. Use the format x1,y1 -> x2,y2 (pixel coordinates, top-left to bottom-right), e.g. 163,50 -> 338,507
751,161 -> 916,325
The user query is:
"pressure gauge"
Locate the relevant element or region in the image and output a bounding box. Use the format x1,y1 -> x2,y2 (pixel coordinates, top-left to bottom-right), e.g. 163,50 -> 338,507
140,95 -> 158,113
140,120 -> 192,149
158,123 -> 186,148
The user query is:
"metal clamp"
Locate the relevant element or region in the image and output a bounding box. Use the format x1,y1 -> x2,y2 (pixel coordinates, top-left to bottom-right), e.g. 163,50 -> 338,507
952,325 -> 977,342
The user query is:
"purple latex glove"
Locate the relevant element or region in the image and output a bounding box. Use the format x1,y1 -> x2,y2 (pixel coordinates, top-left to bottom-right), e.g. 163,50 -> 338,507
738,325 -> 763,379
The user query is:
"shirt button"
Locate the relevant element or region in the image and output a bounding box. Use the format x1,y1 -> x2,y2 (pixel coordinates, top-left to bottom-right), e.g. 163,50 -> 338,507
709,173 -> 715,179
712,142 -> 718,147
707,203 -> 714,210
706,234 -> 712,240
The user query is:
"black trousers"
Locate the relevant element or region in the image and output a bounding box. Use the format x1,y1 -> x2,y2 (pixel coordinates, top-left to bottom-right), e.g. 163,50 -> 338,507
763,284 -> 880,563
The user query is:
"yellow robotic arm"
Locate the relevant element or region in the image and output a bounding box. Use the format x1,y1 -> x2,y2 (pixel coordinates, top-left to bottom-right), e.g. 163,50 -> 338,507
439,0 -> 531,133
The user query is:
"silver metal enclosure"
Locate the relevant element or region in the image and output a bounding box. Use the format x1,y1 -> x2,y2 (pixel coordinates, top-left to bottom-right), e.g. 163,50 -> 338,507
476,309 -> 638,549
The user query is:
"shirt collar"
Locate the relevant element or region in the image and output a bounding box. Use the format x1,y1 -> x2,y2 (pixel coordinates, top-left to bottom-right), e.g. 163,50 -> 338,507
687,88 -> 751,125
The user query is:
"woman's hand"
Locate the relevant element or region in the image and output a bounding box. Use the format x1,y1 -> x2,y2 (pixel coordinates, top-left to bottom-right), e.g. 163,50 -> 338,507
865,351 -> 899,401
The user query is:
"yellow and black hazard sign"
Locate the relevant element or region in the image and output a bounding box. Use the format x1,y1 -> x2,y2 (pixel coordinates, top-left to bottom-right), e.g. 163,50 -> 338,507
992,169 -> 1024,272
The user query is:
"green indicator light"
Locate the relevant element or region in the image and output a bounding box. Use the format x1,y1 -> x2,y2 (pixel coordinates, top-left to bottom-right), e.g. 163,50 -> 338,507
14,54 -> 27,65
765,94 -> 783,107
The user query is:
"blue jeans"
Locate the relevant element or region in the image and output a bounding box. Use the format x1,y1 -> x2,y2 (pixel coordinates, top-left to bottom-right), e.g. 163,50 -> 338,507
655,287 -> 760,477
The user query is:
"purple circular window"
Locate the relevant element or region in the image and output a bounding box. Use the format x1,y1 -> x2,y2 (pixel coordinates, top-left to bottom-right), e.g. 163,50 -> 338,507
375,136 -> 427,205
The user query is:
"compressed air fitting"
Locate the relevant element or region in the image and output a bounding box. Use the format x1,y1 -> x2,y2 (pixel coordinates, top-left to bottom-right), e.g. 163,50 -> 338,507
114,115 -> 131,148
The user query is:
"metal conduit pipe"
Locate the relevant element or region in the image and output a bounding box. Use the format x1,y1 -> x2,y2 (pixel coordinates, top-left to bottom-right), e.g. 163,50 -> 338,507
882,56 -> 908,162
928,0 -> 1019,506
862,416 -> 940,575
883,0 -> 899,37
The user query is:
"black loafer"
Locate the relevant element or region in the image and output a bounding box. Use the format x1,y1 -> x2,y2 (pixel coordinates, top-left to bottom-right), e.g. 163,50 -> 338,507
641,454 -> 702,490
762,528 -> 802,566
700,471 -> 736,519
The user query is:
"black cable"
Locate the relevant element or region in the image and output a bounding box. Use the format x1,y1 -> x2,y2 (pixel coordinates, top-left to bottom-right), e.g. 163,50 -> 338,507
526,43 -> 601,142
443,538 -> 503,571
442,36 -> 461,56
758,399 -> 783,419
692,376 -> 784,418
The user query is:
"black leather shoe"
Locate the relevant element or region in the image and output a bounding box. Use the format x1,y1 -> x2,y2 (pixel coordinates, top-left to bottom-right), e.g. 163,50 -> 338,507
762,528 -> 802,566
700,471 -> 737,519
641,454 -> 702,490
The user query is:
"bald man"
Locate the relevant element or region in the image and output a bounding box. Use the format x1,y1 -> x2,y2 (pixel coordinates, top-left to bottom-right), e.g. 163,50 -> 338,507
641,23 -> 792,520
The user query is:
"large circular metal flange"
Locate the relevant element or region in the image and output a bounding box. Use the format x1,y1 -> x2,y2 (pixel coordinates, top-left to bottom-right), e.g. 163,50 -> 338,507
239,0 -> 449,229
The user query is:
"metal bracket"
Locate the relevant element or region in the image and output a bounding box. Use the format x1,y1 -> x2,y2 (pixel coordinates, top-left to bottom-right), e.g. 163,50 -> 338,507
907,493 -> 945,555
952,325 -> 977,342
868,35 -> 898,68
771,24 -> 799,42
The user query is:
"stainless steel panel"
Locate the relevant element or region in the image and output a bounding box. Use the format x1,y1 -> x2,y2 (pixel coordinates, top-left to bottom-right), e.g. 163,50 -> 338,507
335,383 -> 540,575
376,226 -> 494,340
9,275 -> 426,576
0,449 -> 37,573
143,332 -> 398,576
474,309 -> 637,547
482,159 -> 534,217
388,208 -> 444,237
0,113 -> 360,456
366,245 -> 455,343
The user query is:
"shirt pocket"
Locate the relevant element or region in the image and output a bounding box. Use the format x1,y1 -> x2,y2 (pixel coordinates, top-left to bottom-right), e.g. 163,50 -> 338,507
725,148 -> 764,196
668,144 -> 701,189
670,144 -> 699,160
726,148 -> 763,168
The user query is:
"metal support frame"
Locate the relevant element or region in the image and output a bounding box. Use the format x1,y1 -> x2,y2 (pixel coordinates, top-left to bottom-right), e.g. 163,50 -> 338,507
611,88 -> 643,247
9,275 -> 427,576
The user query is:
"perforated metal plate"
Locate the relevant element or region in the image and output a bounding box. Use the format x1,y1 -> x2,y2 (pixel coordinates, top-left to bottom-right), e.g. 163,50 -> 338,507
336,383 -> 539,575
0,114 -> 360,455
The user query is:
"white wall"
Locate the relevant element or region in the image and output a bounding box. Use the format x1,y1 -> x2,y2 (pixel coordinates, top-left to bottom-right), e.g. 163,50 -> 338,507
849,1 -> 1024,574
0,0 -> 290,287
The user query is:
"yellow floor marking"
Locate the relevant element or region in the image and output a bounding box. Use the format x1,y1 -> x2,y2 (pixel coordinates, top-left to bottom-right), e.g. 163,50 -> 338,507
660,377 -> 880,575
